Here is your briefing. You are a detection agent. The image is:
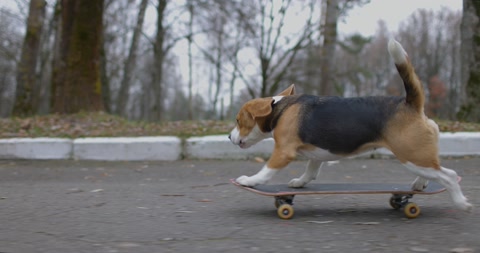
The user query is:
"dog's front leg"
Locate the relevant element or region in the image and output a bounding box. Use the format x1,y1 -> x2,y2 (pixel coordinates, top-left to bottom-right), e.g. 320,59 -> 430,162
236,165 -> 279,186
236,147 -> 296,187
411,176 -> 429,191
288,160 -> 323,188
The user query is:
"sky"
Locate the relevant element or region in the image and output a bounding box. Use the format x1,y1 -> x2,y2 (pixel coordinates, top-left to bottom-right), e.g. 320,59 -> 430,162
0,0 -> 463,39
0,0 -> 463,109
338,0 -> 461,36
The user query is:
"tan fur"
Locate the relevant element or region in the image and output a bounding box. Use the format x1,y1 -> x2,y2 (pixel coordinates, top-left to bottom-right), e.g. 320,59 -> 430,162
382,106 -> 441,169
235,108 -> 256,138
267,104 -> 303,169
396,61 -> 425,113
243,98 -> 274,119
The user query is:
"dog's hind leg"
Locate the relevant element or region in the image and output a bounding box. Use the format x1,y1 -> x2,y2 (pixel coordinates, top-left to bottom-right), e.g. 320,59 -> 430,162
402,162 -> 473,211
288,160 -> 323,188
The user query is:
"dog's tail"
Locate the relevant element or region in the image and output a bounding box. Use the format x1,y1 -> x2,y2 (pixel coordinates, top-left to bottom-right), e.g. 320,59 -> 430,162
388,39 -> 424,113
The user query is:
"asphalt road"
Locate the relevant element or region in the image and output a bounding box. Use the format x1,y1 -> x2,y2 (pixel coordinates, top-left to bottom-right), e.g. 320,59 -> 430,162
0,158 -> 479,253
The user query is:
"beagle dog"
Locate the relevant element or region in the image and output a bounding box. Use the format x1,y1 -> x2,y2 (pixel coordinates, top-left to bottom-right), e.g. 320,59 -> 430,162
229,39 -> 472,211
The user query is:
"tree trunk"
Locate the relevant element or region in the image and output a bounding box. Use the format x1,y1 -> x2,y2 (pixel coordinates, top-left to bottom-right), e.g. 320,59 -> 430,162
100,29 -> 111,113
212,14 -> 225,119
37,0 -> 61,115
319,0 -> 338,96
13,0 -> 46,116
187,1 -> 194,120
118,0 -> 148,117
151,0 -> 167,121
51,0 -> 104,114
458,0 -> 480,121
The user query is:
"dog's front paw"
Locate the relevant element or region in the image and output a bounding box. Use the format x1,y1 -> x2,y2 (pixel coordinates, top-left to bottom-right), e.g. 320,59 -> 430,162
288,178 -> 307,188
236,175 -> 259,187
411,177 -> 429,191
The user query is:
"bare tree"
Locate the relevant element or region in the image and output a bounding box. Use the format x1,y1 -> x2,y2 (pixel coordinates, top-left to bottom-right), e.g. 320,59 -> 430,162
458,0 -> 480,121
395,8 -> 462,118
360,20 -> 392,96
232,0 -> 316,98
122,0 -> 189,121
0,9 -> 23,117
148,0 -> 168,121
208,2 -> 225,119
186,0 -> 194,120
318,0 -> 370,96
13,0 -> 46,115
336,34 -> 372,96
318,0 -> 338,96
101,0 -> 138,114
35,1 -> 61,115
116,0 -> 149,116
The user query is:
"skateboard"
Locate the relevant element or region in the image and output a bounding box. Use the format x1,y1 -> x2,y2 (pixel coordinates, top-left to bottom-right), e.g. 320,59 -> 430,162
230,177 -> 461,220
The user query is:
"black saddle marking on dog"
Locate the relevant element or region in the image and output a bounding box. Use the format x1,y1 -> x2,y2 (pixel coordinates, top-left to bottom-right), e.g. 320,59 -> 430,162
295,95 -> 404,154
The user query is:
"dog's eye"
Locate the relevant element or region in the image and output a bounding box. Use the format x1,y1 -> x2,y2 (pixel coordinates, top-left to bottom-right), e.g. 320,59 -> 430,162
236,119 -> 239,124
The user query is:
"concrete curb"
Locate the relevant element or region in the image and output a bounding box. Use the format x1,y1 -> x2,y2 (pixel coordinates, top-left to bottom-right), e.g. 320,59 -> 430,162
185,135 -> 273,159
0,132 -> 478,161
0,138 -> 72,160
73,137 -> 182,161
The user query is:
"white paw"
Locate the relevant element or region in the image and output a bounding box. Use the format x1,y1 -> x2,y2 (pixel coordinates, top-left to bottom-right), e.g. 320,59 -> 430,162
236,175 -> 258,187
411,177 -> 429,191
288,178 -> 307,188
464,202 -> 474,212
456,198 -> 474,212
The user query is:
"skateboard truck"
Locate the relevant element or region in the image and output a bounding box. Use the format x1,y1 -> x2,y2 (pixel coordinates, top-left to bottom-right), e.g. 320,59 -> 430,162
389,193 -> 420,219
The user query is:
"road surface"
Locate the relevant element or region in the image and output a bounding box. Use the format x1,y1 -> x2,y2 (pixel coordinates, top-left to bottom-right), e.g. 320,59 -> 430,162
0,158 -> 479,253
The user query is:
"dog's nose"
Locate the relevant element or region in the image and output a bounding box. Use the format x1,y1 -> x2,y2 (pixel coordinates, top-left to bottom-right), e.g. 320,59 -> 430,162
228,134 -> 231,140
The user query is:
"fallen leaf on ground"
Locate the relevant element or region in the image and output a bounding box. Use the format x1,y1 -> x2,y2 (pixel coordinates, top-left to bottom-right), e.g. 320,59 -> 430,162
66,188 -> 84,194
450,248 -> 474,253
353,222 -> 380,225
306,220 -> 334,224
254,157 -> 265,163
409,246 -> 429,252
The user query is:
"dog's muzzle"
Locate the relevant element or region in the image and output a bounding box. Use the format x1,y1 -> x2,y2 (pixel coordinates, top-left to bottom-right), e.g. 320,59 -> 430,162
228,128 -> 248,148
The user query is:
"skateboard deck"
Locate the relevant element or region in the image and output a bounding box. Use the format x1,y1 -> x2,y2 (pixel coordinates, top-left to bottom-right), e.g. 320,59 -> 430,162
230,177 -> 461,219
230,179 -> 451,196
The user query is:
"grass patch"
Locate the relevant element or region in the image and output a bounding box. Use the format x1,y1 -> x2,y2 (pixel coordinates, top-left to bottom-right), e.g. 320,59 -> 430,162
0,112 -> 233,139
0,112 -> 479,139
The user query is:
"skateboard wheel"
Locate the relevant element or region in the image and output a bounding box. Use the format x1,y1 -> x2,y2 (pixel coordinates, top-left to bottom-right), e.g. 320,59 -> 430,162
404,202 -> 420,219
277,204 -> 294,220
389,196 -> 402,210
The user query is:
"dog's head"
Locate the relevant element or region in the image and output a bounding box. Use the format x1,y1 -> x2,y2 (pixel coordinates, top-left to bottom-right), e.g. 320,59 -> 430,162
229,84 -> 296,148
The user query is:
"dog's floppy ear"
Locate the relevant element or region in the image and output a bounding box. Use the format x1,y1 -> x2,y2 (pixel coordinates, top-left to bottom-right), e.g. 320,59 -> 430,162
245,98 -> 273,119
277,84 -> 295,96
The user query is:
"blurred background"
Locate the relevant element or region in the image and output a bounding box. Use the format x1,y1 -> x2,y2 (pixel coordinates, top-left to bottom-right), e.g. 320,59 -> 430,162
1,0 -> 479,123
